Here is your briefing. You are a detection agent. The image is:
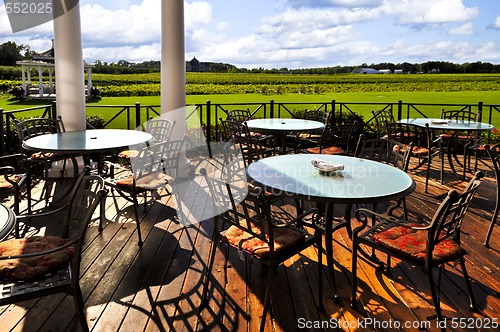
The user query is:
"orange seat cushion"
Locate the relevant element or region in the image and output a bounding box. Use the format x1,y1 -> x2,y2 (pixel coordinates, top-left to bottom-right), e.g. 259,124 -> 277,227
307,146 -> 345,155
373,225 -> 466,264
118,149 -> 138,159
30,151 -> 65,159
116,171 -> 173,190
0,174 -> 21,190
0,236 -> 74,280
221,220 -> 305,258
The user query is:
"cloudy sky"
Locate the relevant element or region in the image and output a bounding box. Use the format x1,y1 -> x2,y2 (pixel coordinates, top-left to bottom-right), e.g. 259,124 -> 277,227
1,0 -> 499,69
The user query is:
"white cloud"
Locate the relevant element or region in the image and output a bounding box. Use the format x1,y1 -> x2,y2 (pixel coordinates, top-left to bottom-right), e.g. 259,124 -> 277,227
449,22 -> 473,35
492,16 -> 500,30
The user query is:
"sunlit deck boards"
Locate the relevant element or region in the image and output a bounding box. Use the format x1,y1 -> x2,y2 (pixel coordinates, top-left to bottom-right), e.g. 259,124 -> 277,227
0,160 -> 499,331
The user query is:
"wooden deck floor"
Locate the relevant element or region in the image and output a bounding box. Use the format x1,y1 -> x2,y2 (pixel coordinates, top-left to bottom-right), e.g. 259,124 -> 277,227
0,158 -> 499,332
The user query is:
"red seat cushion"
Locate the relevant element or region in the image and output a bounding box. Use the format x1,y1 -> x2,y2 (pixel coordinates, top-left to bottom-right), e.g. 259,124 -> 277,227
373,225 -> 466,264
221,220 -> 305,258
307,146 -> 345,155
0,174 -> 21,190
0,236 -> 74,280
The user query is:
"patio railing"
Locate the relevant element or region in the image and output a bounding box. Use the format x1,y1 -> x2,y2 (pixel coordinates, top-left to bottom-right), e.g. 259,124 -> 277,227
2,100 -> 499,156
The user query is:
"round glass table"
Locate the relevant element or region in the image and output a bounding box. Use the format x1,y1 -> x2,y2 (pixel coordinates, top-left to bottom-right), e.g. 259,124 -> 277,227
0,203 -> 16,241
247,154 -> 415,297
245,118 -> 325,154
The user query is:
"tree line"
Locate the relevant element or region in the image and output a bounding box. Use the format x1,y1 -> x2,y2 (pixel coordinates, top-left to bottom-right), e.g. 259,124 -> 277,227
1,41 -> 499,77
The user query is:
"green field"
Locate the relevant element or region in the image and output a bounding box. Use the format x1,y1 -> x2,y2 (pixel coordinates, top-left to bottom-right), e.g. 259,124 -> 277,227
1,73 -> 499,129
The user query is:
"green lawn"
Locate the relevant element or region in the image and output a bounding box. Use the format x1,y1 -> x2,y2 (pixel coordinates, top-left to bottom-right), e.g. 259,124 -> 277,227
2,90 -> 500,128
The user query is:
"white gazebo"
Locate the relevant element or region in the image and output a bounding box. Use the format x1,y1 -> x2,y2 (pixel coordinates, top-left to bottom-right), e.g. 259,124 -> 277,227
16,59 -> 94,99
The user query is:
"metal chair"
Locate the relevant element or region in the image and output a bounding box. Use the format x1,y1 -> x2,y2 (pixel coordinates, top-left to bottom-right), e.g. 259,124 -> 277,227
386,121 -> 439,192
226,109 -> 252,122
354,134 -> 414,218
118,118 -> 176,159
105,137 -> 185,246
484,144 -> 500,247
15,116 -> 77,205
305,121 -> 358,155
0,154 -> 30,234
294,110 -> 330,151
200,167 -> 323,332
351,172 -> 483,326
372,109 -> 396,138
0,167 -> 107,332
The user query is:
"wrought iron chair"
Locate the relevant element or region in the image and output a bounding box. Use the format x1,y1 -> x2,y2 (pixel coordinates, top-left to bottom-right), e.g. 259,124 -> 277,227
354,134 -> 414,218
439,109 -> 480,177
351,172 -> 483,325
226,109 -> 252,122
0,167 -> 107,332
219,117 -> 274,148
0,154 -> 30,221
118,118 -> 176,159
15,116 -> 77,205
200,167 -> 323,331
386,121 -> 439,192
305,121 -> 358,155
484,144 -> 500,247
105,137 -> 185,246
294,109 -> 330,151
372,109 -> 396,138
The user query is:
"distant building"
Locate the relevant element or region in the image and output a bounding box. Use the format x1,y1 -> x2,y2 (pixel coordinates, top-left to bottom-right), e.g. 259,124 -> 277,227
352,68 -> 380,74
394,69 -> 404,74
379,69 -> 392,74
186,57 -> 206,72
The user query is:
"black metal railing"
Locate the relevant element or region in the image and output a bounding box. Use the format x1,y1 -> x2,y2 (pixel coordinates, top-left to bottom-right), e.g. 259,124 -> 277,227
2,100 -> 499,156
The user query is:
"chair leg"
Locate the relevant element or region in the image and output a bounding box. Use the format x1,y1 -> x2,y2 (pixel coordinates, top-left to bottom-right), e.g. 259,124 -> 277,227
427,268 -> 443,322
73,285 -> 90,332
484,200 -> 499,247
351,242 -> 359,309
459,257 -> 476,311
201,217 -> 219,307
132,196 -> 143,247
260,264 -> 276,332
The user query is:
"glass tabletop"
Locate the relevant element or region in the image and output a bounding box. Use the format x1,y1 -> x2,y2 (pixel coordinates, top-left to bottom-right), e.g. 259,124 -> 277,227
23,129 -> 153,153
245,118 -> 325,131
0,203 -> 16,241
246,154 -> 415,204
399,118 -> 495,131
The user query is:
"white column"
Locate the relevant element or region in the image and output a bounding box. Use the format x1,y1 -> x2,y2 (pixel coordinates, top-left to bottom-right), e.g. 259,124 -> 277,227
53,4 -> 86,131
161,0 -> 186,136
37,67 -> 44,97
21,65 -> 26,97
161,0 -> 189,170
86,68 -> 93,96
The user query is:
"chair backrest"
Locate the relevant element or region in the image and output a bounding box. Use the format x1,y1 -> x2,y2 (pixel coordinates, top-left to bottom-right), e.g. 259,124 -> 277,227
229,137 -> 271,167
145,118 -> 176,142
372,109 -> 395,137
15,116 -> 65,144
354,135 -> 413,172
61,167 -> 107,271
130,136 -> 186,181
320,121 -> 358,153
303,110 -> 330,124
201,168 -> 275,252
227,109 -> 252,122
385,121 -> 431,150
427,172 -> 483,250
219,118 -> 251,141
0,154 -> 29,215
441,109 -> 478,122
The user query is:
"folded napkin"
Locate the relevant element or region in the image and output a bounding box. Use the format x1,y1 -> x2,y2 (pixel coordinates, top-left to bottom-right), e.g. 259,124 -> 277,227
311,159 -> 344,172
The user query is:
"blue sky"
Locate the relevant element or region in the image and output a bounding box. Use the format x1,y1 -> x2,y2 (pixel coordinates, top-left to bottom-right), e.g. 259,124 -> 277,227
1,0 -> 499,69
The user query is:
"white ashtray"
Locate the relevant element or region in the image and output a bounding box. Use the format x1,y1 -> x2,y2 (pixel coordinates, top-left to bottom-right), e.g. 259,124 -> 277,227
311,159 -> 344,175
430,119 -> 451,124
